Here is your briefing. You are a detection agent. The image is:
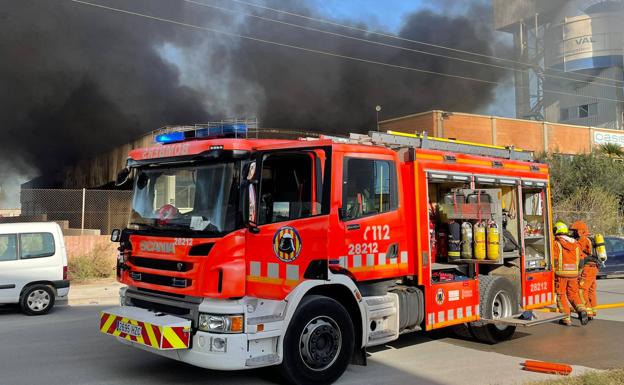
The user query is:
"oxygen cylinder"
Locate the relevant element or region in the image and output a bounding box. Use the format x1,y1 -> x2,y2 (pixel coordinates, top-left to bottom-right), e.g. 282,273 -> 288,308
487,220 -> 500,261
461,221 -> 473,259
448,221 -> 461,260
594,233 -> 608,263
473,222 -> 486,260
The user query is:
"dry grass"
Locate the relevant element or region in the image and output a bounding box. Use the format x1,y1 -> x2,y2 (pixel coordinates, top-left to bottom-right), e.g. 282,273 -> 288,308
68,242 -> 116,282
528,369 -> 624,385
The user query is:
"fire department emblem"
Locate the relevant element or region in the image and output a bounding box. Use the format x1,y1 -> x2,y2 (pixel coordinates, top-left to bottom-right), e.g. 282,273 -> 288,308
435,288 -> 445,305
273,226 -> 302,262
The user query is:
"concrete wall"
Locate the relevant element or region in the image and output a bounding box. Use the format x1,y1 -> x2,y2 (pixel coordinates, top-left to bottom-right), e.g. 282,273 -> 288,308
64,235 -> 116,263
380,110 -> 620,155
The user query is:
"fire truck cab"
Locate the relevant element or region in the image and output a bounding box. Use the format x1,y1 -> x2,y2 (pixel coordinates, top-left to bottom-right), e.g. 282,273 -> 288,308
102,125 -> 559,385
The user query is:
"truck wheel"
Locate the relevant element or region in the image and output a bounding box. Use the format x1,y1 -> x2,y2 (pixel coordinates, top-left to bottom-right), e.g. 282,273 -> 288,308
279,295 -> 354,385
469,275 -> 517,344
20,284 -> 55,316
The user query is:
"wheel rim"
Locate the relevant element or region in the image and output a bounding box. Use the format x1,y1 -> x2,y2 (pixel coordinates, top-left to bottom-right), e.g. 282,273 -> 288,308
27,289 -> 50,312
299,316 -> 342,371
491,290 -> 512,331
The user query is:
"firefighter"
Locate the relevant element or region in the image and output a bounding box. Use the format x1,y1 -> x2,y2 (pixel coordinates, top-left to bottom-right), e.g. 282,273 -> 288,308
570,221 -> 598,320
553,221 -> 589,326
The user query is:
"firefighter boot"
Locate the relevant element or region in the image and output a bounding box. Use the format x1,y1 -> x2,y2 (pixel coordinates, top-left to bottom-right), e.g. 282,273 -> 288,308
559,316 -> 572,326
578,310 -> 589,326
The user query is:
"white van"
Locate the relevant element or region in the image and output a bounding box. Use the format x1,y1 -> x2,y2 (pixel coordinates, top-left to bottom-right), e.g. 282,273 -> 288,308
0,222 -> 69,315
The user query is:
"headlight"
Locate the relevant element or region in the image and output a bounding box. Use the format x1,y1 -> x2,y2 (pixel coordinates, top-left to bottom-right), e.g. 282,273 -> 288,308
198,313 -> 244,333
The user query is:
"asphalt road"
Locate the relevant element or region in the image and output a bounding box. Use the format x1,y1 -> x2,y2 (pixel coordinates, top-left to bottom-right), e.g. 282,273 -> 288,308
1,279 -> 623,385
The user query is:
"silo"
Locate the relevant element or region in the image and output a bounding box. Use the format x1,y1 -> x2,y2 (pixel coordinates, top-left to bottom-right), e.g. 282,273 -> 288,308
494,0 -> 624,129
543,0 -> 624,129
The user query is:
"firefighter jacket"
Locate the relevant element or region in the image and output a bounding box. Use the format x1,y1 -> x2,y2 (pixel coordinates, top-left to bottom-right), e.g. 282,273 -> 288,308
553,235 -> 581,277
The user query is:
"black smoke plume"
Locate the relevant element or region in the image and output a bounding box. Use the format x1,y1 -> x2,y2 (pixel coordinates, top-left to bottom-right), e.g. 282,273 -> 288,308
0,0 -> 509,193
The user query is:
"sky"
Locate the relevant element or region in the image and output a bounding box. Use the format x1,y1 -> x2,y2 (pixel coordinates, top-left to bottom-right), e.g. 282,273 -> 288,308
307,0 -> 427,33
161,0 -> 516,118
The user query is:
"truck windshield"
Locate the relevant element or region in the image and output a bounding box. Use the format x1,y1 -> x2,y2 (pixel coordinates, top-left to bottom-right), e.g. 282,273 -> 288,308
130,161 -> 240,234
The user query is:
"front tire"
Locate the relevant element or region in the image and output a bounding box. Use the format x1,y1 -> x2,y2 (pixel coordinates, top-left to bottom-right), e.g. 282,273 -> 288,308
279,295 -> 354,385
20,284 -> 55,316
469,275 -> 517,344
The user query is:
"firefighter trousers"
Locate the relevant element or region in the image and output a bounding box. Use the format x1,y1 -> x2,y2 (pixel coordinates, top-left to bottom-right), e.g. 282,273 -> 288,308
579,263 -> 599,316
555,276 -> 585,320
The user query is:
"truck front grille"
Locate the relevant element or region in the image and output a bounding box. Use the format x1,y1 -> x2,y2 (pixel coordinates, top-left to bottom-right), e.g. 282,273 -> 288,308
130,271 -> 192,289
125,288 -> 202,327
129,256 -> 193,272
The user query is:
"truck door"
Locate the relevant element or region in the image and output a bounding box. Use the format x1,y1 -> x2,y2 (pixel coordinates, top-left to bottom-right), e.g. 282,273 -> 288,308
335,153 -> 408,281
245,145 -> 331,300
521,180 -> 555,309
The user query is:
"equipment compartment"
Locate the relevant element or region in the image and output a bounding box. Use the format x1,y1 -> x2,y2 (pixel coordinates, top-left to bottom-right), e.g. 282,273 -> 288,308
428,181 -> 506,265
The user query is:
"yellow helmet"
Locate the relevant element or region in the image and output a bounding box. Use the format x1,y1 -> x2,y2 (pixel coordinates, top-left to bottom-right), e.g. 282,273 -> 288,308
554,221 -> 568,235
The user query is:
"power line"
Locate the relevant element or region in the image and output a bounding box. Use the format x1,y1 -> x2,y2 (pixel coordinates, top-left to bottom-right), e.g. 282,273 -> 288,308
69,0 -> 624,105
224,0 -> 624,86
185,0 -> 623,91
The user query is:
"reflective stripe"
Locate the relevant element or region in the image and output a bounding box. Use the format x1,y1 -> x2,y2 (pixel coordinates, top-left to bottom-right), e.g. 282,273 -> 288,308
426,305 -> 479,330
555,241 -> 579,277
99,312 -> 189,350
353,255 -> 362,268
247,261 -> 301,287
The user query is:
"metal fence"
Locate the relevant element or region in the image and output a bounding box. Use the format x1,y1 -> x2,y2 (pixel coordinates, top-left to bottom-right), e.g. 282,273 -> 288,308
553,209 -> 623,236
20,189 -> 132,235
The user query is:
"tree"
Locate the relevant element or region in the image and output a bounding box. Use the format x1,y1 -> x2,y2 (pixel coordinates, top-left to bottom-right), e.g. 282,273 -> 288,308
540,152 -> 624,234
554,186 -> 620,235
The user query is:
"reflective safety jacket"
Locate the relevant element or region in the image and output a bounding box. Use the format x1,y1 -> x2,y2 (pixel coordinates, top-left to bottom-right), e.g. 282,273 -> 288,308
553,235 -> 581,277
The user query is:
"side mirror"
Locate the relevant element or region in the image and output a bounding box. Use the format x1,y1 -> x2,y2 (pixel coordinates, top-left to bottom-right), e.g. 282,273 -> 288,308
115,168 -> 131,187
111,229 -> 121,242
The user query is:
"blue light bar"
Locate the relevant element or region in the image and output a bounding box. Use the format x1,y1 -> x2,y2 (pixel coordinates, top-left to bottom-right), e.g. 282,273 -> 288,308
154,123 -> 248,144
195,123 -> 248,138
155,131 -> 185,144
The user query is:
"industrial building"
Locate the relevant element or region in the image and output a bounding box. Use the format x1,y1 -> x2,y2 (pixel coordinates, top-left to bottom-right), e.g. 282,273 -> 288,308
493,0 -> 624,128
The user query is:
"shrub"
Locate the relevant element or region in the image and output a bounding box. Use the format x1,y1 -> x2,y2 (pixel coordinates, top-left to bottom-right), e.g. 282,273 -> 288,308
554,186 -> 621,235
68,242 -> 115,282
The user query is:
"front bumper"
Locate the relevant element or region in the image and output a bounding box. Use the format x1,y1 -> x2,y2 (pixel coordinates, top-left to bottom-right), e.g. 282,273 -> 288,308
108,292 -> 285,371
120,329 -> 253,370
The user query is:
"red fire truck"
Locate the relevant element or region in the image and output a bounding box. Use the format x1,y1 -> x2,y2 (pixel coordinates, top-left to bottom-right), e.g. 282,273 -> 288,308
102,125 -> 561,384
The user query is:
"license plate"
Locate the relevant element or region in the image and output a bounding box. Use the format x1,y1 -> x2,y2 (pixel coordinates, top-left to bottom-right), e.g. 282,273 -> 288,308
116,321 -> 142,337
100,308 -> 192,350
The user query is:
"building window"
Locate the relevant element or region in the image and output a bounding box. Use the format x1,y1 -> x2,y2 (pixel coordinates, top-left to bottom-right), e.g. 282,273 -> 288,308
578,103 -> 597,118
560,107 -> 569,121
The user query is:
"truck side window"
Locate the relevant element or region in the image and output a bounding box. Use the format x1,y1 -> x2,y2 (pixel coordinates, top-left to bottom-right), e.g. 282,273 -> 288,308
19,233 -> 55,259
342,158 -> 397,221
258,152 -> 319,225
0,234 -> 17,262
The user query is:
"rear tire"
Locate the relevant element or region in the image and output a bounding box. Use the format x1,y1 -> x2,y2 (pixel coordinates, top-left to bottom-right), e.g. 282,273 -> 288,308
20,284 -> 55,316
279,295 -> 354,385
469,275 -> 517,344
